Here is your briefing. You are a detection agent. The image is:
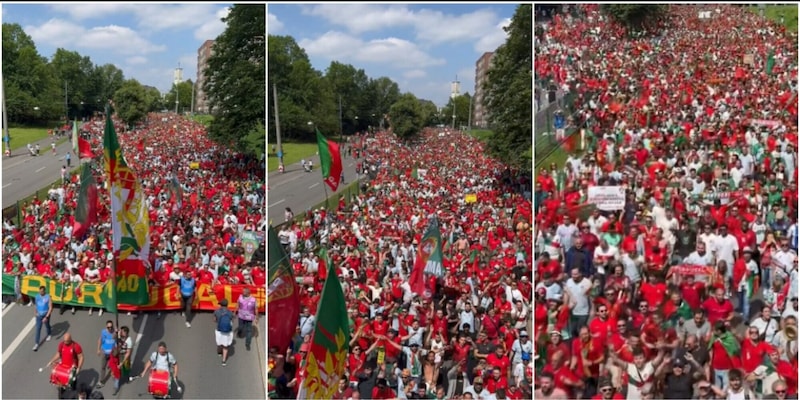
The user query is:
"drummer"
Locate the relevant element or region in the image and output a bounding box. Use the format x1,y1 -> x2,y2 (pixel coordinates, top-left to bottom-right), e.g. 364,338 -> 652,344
47,333 -> 84,394
138,341 -> 181,394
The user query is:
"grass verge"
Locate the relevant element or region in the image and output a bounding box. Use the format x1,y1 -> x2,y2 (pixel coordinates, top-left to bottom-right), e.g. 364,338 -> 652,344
6,127 -> 51,151
3,165 -> 82,225
468,129 -> 494,141
750,5 -> 798,32
267,142 -> 318,172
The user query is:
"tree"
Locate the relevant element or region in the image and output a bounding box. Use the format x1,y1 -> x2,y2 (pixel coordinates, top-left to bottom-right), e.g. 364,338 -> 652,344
324,61 -> 370,135
204,4 -> 265,155
164,80 -> 194,113
601,5 -> 668,32
440,93 -> 472,128
113,79 -> 148,126
389,93 -> 425,140
268,34 -> 336,141
418,99 -> 439,127
485,4 -> 532,171
51,48 -> 94,119
2,23 -> 62,124
86,64 -> 125,116
365,77 -> 400,130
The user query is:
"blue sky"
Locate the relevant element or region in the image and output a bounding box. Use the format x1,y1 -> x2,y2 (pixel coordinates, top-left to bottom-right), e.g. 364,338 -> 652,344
268,3 -> 515,108
2,3 -> 232,93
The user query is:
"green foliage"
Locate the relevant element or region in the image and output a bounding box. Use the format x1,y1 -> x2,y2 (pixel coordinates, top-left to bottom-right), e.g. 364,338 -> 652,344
601,4 -> 668,31
750,5 -> 798,32
204,4 -> 266,155
142,85 -> 164,113
266,142 -> 318,172
3,23 -> 128,125
418,99 -> 439,128
485,4 -> 532,172
164,80 -> 194,113
268,34 -> 403,142
440,93 -> 472,128
389,93 -> 425,140
113,79 -> 148,126
191,114 -> 214,127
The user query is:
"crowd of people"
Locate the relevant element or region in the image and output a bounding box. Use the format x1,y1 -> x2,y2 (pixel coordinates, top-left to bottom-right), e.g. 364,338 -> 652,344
269,129 -> 533,400
534,4 -> 798,400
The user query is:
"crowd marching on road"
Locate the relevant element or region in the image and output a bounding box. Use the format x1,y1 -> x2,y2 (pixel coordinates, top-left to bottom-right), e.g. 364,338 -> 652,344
269,129 -> 533,400
534,4 -> 798,400
3,113 -> 266,399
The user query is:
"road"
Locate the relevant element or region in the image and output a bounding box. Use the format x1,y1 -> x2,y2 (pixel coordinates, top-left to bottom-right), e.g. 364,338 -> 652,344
2,303 -> 266,399
2,136 -> 75,208
267,152 -> 360,224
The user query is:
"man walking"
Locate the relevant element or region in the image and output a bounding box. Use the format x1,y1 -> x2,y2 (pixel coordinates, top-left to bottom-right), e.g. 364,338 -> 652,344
236,287 -> 258,351
214,299 -> 235,366
96,321 -> 116,386
33,285 -> 53,351
179,270 -> 196,328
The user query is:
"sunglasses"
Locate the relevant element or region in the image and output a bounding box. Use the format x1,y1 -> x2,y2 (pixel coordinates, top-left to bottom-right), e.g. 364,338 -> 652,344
776,390 -> 787,394
601,388 -> 613,393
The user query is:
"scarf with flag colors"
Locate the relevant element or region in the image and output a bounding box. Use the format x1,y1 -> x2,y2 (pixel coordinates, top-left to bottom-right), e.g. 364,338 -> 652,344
267,226 -> 300,353
103,104 -> 150,307
409,215 -> 445,298
296,249 -> 350,400
315,129 -> 343,191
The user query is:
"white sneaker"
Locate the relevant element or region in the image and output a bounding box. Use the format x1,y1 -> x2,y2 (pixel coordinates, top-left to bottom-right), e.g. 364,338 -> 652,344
157,312 -> 162,319
46,335 -> 51,341
89,309 -> 93,316
185,322 -> 191,328
99,309 -> 103,316
181,312 -> 185,317
127,312 -> 131,316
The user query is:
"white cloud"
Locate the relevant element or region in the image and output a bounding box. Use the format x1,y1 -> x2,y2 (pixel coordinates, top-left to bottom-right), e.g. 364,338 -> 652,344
194,7 -> 230,41
301,4 -> 509,52
26,19 -> 166,55
474,18 -> 511,53
403,69 -> 426,79
300,31 -> 445,70
48,4 -> 138,20
268,13 -> 284,34
126,56 -> 148,65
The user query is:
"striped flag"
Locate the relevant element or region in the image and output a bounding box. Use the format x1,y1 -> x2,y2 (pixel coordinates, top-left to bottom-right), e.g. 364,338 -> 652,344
103,104 -> 150,306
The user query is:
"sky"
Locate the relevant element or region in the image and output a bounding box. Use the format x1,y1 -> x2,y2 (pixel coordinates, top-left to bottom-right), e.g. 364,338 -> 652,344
2,3 -> 232,94
268,3 -> 516,108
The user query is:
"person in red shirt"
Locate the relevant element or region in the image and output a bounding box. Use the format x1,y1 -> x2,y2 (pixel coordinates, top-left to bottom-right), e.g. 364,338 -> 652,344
451,334 -> 472,364
740,326 -> 770,374
679,274 -> 705,311
485,343 -> 511,378
702,287 -> 734,326
371,378 -> 396,400
588,302 -> 615,340
485,367 -> 508,394
46,332 -> 84,396
639,274 -> 667,311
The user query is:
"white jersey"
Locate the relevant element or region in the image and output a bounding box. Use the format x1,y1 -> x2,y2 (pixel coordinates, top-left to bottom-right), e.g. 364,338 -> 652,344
150,351 -> 176,371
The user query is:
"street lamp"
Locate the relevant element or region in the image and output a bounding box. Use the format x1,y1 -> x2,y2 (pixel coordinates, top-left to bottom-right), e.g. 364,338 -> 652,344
354,116 -> 359,134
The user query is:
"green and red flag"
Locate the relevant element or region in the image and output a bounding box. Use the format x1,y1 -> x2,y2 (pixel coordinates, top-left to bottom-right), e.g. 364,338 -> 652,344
73,164 -> 98,239
296,252 -> 350,400
708,331 -> 742,369
409,215 -> 445,298
315,129 -> 342,191
766,48 -> 775,76
103,104 -> 150,307
268,226 -> 300,353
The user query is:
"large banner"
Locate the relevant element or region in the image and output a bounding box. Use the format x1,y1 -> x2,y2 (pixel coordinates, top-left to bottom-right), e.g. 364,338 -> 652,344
587,186 -> 626,211
2,275 -> 265,313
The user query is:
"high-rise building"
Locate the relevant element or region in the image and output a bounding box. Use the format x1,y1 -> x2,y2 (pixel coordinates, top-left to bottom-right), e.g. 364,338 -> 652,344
196,40 -> 215,114
473,51 -> 495,128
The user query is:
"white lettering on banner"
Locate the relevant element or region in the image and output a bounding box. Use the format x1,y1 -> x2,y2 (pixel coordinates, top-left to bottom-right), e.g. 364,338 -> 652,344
587,186 -> 626,211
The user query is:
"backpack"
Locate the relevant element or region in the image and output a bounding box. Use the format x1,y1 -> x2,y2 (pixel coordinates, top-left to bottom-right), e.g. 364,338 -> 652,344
217,309 -> 233,333
151,352 -> 175,369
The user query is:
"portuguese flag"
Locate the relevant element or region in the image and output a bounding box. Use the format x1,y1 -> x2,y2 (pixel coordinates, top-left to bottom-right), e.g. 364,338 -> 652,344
73,164 -> 98,240
103,104 -> 150,307
267,226 -> 300,353
296,250 -> 350,400
316,129 -> 342,192
409,215 -> 445,298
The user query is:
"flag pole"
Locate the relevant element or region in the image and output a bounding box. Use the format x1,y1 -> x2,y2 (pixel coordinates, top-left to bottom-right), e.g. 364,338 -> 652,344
322,180 -> 329,211
113,255 -> 119,330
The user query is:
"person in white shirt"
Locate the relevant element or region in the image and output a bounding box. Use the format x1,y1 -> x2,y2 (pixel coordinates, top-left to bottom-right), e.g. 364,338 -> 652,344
713,226 -> 739,279
751,305 -> 780,344
684,242 -> 715,267
594,239 -> 619,276
564,268 -> 592,338
772,239 -> 796,284
587,210 -> 608,237
781,297 -> 797,320
698,225 -> 718,255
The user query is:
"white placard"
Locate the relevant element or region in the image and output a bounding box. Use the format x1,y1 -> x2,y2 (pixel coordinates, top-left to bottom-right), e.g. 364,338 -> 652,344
587,186 -> 626,211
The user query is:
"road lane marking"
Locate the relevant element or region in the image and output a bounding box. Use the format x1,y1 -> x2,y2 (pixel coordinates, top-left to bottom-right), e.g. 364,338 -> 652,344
35,167 -> 45,173
3,316 -> 36,365
2,302 -> 15,316
2,182 -> 12,189
133,314 -> 149,356
268,199 -> 285,208
309,183 -> 319,189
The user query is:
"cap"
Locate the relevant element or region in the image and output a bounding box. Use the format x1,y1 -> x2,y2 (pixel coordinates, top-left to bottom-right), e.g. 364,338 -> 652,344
519,330 -> 529,338
598,377 -> 613,390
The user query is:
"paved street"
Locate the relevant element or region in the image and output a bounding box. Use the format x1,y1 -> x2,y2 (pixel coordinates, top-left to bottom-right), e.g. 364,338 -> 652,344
2,137 -> 76,208
267,152 -> 360,225
2,303 -> 266,399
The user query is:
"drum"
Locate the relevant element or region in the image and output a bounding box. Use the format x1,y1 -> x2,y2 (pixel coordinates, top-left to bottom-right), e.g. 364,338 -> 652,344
148,370 -> 171,397
50,364 -> 75,388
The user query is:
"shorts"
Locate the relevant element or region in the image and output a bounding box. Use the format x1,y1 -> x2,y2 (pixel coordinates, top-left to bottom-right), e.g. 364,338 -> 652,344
216,330 -> 233,347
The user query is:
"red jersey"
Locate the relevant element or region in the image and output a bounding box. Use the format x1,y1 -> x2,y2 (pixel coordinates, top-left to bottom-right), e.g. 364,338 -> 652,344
702,298 -> 734,325
740,339 -> 769,374
58,341 -> 83,368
